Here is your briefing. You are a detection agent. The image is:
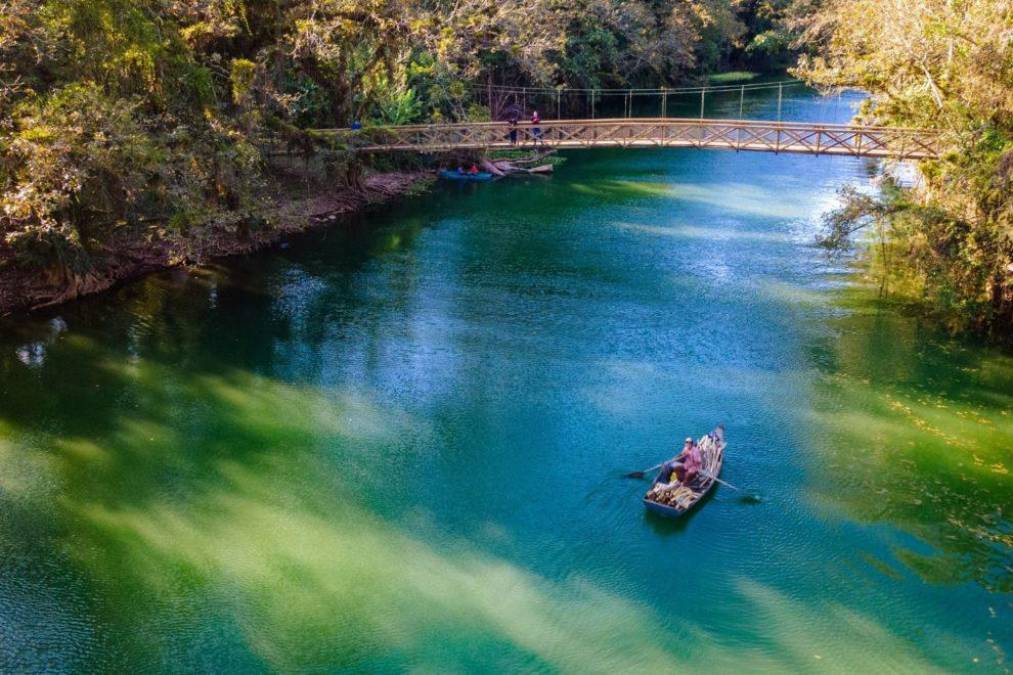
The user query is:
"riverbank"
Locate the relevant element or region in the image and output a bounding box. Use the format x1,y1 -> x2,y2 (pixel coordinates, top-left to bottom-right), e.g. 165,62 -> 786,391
0,170 -> 433,316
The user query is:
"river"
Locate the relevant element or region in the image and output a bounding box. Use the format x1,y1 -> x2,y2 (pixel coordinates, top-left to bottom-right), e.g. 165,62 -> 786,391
1,88 -> 1010,672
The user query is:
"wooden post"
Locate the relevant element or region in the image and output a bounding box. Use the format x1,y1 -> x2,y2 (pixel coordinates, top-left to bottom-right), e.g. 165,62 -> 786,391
591,90 -> 596,119
739,85 -> 744,118
522,87 -> 527,115
700,88 -> 705,119
487,75 -> 494,120
626,91 -> 631,118
661,87 -> 667,118
557,89 -> 561,120
777,83 -> 783,121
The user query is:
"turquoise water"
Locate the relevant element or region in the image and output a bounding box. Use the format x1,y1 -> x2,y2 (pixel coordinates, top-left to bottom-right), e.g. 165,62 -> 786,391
1,91 -> 1010,672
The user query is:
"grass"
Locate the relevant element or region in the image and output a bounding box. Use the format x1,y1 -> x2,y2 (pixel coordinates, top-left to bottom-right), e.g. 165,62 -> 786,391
708,71 -> 760,84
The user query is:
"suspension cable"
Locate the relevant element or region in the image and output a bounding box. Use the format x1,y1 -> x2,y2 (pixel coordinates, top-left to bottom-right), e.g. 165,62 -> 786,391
468,79 -> 807,96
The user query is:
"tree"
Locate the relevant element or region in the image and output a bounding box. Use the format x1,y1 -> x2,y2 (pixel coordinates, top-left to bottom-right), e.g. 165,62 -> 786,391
1,0 -> 805,296
795,0 -> 1013,333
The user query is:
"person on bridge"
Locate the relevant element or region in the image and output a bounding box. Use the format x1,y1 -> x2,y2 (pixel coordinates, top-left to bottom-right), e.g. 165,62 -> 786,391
531,110 -> 543,145
508,116 -> 518,146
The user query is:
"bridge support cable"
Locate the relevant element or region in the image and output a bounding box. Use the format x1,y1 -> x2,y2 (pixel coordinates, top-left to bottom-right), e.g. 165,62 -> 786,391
475,79 -> 809,121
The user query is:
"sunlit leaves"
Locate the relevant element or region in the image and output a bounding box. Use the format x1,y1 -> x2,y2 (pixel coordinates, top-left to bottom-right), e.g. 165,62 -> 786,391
0,0 -> 837,281
796,0 -> 1013,333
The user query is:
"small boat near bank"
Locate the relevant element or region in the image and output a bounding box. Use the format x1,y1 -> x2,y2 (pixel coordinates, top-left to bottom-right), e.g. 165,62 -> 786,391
643,426 -> 726,518
438,169 -> 494,182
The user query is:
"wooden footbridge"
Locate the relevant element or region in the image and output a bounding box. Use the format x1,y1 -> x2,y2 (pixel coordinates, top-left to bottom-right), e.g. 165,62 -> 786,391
320,118 -> 942,160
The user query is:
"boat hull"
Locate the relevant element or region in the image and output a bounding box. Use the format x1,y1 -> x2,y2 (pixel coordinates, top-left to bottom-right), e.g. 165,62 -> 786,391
439,170 -> 494,182
642,498 -> 690,519
642,426 -> 725,519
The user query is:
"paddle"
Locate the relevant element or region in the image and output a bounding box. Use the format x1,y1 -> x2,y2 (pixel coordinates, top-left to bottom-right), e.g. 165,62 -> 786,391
624,462 -> 664,480
626,458 -> 762,502
699,470 -> 739,491
700,470 -> 762,503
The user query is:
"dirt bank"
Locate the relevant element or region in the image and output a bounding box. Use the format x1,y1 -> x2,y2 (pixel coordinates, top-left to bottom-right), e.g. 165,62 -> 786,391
0,171 -> 432,316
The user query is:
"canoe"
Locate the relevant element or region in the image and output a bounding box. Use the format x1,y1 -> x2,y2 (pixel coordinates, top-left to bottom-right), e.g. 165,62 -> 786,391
643,426 -> 726,518
439,169 -> 494,182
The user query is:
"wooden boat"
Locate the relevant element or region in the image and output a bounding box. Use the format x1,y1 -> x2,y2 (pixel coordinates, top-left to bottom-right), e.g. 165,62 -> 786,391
439,169 -> 494,182
643,426 -> 725,518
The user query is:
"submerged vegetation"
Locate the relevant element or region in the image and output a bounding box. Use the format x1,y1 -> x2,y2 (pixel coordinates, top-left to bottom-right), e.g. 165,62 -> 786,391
808,287 -> 1013,594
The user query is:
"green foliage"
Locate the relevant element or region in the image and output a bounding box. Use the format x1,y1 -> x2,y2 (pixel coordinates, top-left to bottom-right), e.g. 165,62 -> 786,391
0,0 -> 807,279
799,0 -> 1013,333
230,59 -> 256,106
708,71 -> 758,83
371,87 -> 421,127
2,83 -> 158,270
554,0 -> 751,88
734,0 -> 811,71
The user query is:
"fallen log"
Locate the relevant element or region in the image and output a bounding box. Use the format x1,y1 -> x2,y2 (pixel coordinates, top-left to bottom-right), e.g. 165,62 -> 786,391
481,158 -> 506,176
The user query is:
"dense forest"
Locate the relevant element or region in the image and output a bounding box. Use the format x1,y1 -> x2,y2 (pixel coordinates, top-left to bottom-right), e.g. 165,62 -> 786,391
0,0 -> 1010,334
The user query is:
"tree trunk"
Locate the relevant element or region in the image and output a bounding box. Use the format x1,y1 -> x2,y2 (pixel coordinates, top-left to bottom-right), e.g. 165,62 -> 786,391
345,158 -> 364,192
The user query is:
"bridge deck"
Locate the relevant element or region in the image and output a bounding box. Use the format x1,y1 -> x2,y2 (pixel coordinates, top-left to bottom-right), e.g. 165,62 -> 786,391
318,118 -> 942,159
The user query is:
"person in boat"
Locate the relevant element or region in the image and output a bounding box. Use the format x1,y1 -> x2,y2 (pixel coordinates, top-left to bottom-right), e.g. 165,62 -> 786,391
661,437 -> 702,485
531,110 -> 543,145
457,165 -> 467,175
468,164 -> 480,175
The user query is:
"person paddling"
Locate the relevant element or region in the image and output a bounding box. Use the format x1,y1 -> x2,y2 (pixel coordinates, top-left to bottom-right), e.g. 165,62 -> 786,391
660,437 -> 702,485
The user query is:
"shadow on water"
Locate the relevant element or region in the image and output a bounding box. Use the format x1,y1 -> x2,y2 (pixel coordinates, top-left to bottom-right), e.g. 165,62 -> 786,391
643,511 -> 693,536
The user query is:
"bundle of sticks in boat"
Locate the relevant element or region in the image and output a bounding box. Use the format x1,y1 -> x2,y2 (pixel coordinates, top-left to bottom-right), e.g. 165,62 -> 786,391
648,483 -> 694,508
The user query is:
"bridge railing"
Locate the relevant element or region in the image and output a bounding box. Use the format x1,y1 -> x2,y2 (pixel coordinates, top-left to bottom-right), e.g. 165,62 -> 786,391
317,118 -> 942,160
